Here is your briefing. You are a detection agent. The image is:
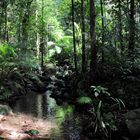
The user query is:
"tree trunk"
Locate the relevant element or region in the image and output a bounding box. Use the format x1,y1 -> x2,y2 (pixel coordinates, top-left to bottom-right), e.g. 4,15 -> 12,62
40,0 -> 44,69
18,9 -> 22,44
71,0 -> 77,72
0,2 -> 3,40
128,0 -> 135,53
36,0 -> 40,61
81,0 -> 86,72
100,0 -> 105,63
0,1 -> 8,42
118,0 -> 123,54
21,0 -> 33,56
90,0 -> 97,72
4,3 -> 8,43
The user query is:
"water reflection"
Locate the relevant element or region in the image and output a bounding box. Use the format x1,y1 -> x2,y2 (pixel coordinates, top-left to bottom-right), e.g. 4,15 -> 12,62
36,94 -> 43,118
12,92 -> 82,140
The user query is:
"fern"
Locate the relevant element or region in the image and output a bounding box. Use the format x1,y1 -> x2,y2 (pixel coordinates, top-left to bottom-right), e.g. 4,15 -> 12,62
77,96 -> 92,104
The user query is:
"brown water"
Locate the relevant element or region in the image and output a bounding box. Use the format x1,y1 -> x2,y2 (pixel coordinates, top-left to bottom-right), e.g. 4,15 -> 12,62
11,92 -> 82,140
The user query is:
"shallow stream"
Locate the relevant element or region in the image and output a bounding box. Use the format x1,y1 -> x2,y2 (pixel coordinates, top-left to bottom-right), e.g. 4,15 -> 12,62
11,92 -> 82,140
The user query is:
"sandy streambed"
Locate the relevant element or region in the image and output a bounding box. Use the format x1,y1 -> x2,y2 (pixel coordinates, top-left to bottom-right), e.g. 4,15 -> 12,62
0,113 -> 56,140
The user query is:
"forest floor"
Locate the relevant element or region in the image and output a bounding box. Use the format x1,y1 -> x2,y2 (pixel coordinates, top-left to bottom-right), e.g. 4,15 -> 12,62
0,113 -> 56,140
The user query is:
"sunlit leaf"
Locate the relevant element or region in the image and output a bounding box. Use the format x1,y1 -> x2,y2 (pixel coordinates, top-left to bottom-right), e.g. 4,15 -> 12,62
77,96 -> 92,104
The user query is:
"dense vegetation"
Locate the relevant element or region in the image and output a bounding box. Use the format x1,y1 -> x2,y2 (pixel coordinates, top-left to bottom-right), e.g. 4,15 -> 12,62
0,0 -> 140,140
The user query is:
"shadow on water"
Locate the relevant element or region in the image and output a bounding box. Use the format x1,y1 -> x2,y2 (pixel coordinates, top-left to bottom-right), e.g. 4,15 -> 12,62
11,92 -> 82,140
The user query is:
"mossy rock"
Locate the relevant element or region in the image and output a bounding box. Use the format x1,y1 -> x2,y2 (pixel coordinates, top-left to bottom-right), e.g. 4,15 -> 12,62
0,104 -> 13,115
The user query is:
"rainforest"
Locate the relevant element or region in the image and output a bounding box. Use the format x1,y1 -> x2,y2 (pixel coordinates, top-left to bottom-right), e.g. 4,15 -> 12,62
0,0 -> 140,140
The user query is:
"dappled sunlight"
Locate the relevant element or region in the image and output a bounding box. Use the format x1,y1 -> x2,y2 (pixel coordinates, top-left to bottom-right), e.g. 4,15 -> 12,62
0,113 -> 57,140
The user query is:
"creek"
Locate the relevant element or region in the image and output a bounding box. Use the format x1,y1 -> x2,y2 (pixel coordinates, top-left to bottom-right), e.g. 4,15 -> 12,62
11,92 -> 82,140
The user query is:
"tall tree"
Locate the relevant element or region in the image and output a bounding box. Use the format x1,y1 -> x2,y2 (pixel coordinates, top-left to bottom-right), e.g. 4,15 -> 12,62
118,0 -> 123,54
0,1 -> 3,40
17,3 -> 23,44
90,0 -> 97,71
81,0 -> 86,72
0,1 -> 8,42
36,0 -> 40,61
128,0 -> 135,53
4,1 -> 8,42
71,0 -> 77,72
100,0 -> 105,63
21,0 -> 33,56
40,0 -> 45,68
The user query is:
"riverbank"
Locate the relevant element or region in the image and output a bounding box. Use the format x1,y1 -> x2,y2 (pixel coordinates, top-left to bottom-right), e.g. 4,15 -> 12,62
0,68 -> 48,103
0,113 -> 56,140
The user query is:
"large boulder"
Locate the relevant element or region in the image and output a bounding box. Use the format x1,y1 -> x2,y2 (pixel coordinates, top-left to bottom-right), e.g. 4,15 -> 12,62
0,104 -> 13,116
124,108 -> 140,139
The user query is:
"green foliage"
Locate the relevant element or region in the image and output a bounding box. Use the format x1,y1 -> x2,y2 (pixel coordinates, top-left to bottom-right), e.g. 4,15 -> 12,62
0,44 -> 15,58
103,112 -> 118,131
0,89 -> 12,100
27,72 -> 43,86
79,85 -> 125,137
110,97 -> 125,110
0,43 -> 17,86
0,43 -> 16,67
91,85 -> 125,110
25,129 -> 39,136
77,96 -> 92,104
0,43 -> 41,99
91,85 -> 110,97
17,55 -> 38,71
55,105 -> 73,125
58,36 -> 73,57
47,41 -> 62,58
